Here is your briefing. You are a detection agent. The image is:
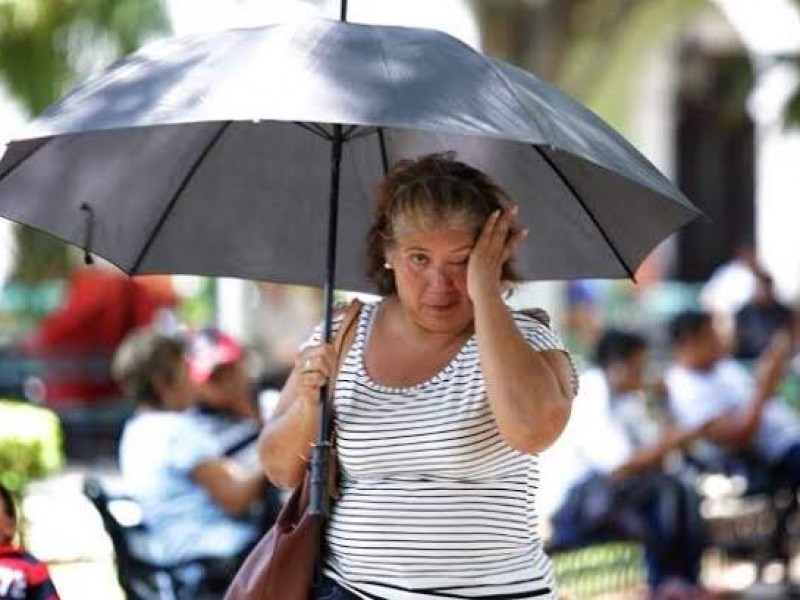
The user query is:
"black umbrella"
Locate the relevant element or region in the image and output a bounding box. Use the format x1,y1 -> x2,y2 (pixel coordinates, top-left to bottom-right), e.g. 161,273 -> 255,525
0,3 -> 700,516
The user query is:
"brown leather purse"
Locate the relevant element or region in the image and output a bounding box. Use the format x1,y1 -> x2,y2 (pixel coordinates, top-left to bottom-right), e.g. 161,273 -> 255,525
224,299 -> 362,600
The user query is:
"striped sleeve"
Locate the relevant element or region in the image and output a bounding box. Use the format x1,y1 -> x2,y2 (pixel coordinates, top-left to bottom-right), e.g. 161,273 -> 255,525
513,311 -> 579,397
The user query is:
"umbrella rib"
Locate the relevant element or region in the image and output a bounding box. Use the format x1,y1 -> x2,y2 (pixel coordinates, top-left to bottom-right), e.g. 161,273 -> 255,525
531,145 -> 636,281
377,128 -> 389,175
0,138 -> 47,185
131,121 -> 233,273
344,126 -> 379,142
342,124 -> 358,140
295,122 -> 333,141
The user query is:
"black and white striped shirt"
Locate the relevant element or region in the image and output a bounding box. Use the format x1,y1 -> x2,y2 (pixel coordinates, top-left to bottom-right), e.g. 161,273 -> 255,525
307,300 -> 575,600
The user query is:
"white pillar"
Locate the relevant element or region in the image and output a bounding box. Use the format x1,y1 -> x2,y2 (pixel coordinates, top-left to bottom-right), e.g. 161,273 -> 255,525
750,65 -> 800,302
215,277 -> 251,341
629,36 -> 681,279
712,0 -> 800,301
0,86 -> 27,288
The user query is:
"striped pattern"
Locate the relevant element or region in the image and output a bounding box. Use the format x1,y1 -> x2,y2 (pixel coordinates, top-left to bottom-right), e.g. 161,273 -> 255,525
310,301 -> 572,600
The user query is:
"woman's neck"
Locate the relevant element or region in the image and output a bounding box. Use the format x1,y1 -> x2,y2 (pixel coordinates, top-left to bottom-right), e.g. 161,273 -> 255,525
382,296 -> 473,349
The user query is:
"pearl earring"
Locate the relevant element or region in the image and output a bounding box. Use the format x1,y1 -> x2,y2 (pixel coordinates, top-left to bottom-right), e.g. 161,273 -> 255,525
383,262 -> 393,270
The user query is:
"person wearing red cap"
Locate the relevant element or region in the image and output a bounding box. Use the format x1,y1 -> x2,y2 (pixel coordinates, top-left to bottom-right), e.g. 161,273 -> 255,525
113,329 -> 265,578
186,328 -> 258,422
184,328 -> 280,532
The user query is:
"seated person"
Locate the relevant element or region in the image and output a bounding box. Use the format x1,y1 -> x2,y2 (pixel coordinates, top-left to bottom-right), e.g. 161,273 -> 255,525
734,271 -> 794,361
666,310 -> 798,478
111,328 -> 264,570
665,310 -> 800,554
184,327 -> 280,530
0,483 -> 59,600
547,330 -> 710,595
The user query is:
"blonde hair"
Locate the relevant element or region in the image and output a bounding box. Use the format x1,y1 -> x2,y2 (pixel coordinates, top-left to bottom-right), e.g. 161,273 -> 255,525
111,328 -> 185,407
366,152 -> 520,295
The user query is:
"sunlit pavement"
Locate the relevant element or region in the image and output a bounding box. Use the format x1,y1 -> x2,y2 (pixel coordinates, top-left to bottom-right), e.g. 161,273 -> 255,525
23,466 -> 124,600
703,554 -> 800,599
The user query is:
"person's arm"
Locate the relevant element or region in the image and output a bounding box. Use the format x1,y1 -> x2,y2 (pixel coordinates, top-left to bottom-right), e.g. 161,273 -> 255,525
474,297 -> 574,453
191,458 -> 265,517
610,423 -> 707,480
469,208 -> 574,454
702,333 -> 791,448
258,337 -> 337,489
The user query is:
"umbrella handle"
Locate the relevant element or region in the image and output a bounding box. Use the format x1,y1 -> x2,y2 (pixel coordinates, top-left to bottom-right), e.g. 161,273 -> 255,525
79,203 -> 95,265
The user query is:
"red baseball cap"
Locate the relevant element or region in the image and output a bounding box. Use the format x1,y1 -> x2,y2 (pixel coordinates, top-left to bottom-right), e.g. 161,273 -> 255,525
185,328 -> 244,385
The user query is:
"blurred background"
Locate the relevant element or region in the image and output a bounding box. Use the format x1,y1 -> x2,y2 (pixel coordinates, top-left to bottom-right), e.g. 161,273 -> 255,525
1,1 -> 799,598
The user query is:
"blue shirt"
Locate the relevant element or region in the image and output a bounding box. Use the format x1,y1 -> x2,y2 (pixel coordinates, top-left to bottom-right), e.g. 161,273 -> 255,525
118,411 -> 258,563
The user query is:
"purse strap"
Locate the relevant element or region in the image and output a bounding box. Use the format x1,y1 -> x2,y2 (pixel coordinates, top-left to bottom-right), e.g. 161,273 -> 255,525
331,299 -> 363,382
321,299 -> 362,500
326,299 -> 362,426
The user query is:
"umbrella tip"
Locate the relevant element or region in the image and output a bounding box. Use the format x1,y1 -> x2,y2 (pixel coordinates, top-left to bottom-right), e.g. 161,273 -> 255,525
340,0 -> 348,22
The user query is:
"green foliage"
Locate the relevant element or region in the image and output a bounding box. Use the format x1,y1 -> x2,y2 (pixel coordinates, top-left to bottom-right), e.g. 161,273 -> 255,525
176,277 -> 217,327
0,440 -> 48,494
551,541 -> 646,599
0,0 -> 170,282
555,0 -> 708,134
778,55 -> 800,130
786,87 -> 800,129
11,230 -> 74,284
0,400 -> 64,497
473,0 -> 709,133
0,0 -> 170,114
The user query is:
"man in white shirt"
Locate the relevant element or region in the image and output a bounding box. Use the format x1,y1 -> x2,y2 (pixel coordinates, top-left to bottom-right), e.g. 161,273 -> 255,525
547,330 -> 710,593
665,310 -> 798,470
665,310 -> 800,563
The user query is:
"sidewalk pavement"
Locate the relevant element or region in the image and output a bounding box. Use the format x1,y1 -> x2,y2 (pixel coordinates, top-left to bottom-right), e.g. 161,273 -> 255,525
23,463 -> 123,600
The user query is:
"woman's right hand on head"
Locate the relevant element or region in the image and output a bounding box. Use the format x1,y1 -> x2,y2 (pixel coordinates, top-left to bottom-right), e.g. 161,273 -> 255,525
293,343 -> 337,408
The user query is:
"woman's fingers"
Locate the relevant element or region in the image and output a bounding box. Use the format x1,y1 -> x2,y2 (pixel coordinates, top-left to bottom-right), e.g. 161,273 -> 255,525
491,208 -> 514,255
468,206 -> 522,300
474,209 -> 500,253
503,226 -> 528,263
480,206 -> 518,262
296,344 -> 336,379
299,370 -> 328,388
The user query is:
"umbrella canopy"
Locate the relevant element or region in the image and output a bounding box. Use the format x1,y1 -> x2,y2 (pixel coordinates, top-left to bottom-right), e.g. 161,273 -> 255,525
0,18 -> 699,292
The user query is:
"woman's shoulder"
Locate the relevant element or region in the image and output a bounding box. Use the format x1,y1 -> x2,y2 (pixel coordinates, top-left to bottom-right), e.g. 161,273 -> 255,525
301,298 -> 376,347
511,307 -> 552,329
511,307 -> 572,353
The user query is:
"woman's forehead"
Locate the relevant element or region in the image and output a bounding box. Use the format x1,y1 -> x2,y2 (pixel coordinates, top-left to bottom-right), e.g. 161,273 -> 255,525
393,225 -> 474,250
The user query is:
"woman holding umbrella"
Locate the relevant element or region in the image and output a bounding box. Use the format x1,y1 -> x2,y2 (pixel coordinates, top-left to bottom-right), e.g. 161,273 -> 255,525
260,153 -> 577,600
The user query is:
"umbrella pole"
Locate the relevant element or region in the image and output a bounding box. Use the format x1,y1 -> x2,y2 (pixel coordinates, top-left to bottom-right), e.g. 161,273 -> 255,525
309,123 -> 344,519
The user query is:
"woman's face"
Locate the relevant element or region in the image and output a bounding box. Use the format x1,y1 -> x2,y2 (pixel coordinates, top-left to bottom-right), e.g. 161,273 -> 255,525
203,361 -> 255,418
387,223 -> 475,334
692,322 -> 724,369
